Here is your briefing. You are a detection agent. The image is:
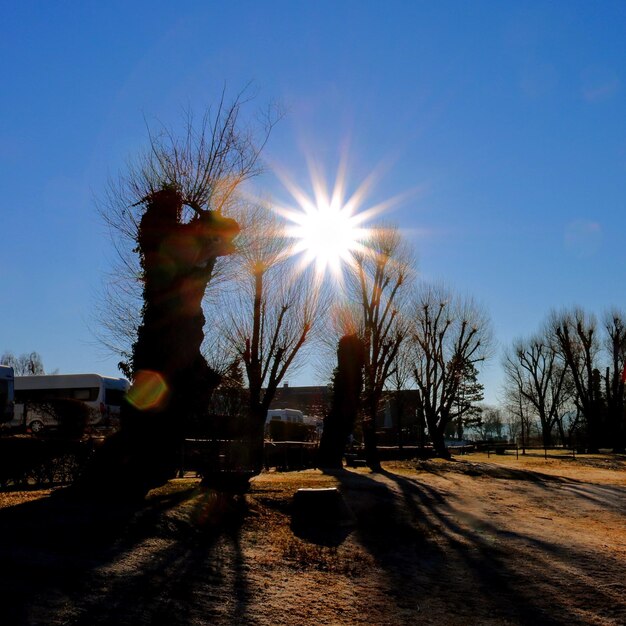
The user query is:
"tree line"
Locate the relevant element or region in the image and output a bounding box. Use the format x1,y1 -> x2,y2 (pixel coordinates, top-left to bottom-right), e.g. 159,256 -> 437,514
12,89 -> 623,499
503,308 -> 626,453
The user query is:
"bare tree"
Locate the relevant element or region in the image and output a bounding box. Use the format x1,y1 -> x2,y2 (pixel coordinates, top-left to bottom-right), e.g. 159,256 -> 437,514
602,310 -> 626,452
548,308 -> 603,452
503,333 -> 568,448
1,351 -> 45,376
82,92 -> 278,498
346,225 -> 413,470
95,88 -> 279,373
206,203 -> 325,471
502,383 -> 534,453
470,405 -> 504,440
409,284 -> 492,458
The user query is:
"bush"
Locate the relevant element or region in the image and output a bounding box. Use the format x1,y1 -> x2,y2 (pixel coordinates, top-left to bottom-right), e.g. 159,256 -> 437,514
0,436 -> 92,487
40,399 -> 90,439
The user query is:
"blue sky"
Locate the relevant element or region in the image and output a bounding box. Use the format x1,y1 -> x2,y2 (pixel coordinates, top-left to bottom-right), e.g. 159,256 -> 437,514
1,2 -> 625,403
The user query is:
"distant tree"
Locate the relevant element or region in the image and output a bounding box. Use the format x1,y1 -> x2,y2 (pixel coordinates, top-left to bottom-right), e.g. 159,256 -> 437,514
470,405 -> 504,440
318,334 -> 365,468
217,358 -> 247,418
1,351 -> 45,376
409,284 -> 492,458
201,358 -> 248,439
601,310 -> 626,452
447,360 -> 484,440
38,398 -> 90,440
502,405 -> 521,444
503,333 -> 569,448
502,383 -> 534,452
549,308 -> 604,452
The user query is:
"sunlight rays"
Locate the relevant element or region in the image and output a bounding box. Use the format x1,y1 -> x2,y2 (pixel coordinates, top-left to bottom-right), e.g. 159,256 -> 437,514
271,153 -> 401,286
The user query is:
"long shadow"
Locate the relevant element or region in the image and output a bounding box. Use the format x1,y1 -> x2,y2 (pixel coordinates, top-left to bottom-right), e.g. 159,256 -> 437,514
330,465 -> 626,625
0,484 -> 251,625
417,458 -> 626,515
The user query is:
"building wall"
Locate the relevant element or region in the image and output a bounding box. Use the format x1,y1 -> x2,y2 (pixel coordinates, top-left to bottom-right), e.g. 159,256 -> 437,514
269,385 -> 331,420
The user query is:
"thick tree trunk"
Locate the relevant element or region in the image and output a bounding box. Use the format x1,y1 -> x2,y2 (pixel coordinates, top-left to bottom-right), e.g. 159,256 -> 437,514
77,188 -> 239,499
585,403 -> 602,454
540,419 -> 553,450
318,417 -> 348,469
608,408 -> 626,453
318,335 -> 364,470
248,408 -> 267,475
426,414 -> 450,459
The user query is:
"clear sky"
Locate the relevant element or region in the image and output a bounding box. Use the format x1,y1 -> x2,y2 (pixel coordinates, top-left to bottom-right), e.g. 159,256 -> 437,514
1,2 -> 625,404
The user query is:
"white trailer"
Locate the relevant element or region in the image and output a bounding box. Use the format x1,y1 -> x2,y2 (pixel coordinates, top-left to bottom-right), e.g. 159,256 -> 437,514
266,408 -> 305,424
10,373 -> 129,433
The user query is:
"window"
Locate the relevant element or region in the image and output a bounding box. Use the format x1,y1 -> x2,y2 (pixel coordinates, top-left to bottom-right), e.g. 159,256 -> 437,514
15,387 -> 99,403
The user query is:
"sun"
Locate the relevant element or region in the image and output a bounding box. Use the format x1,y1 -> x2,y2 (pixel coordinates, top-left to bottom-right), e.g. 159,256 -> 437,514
285,199 -> 368,280
273,154 -> 396,284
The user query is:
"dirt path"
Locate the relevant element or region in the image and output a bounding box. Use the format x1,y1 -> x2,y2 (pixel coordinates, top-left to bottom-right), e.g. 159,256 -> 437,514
1,455 -> 625,625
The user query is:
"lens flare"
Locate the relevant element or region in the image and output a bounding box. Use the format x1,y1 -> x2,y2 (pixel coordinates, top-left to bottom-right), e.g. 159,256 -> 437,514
127,370 -> 170,411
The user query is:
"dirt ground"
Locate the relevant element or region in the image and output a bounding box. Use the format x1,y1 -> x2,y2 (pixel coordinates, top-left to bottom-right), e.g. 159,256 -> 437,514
1,452 -> 625,625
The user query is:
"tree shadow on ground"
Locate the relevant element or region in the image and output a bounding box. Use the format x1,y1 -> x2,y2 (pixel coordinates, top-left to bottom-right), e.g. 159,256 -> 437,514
0,483 -> 251,626
330,465 -> 626,626
415,458 -> 566,482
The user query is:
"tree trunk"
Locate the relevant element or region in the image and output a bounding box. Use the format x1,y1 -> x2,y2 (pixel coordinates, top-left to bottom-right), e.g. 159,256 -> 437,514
248,407 -> 267,475
430,425 -> 450,459
540,418 -> 553,449
318,334 -> 364,470
425,412 -> 450,459
76,188 -> 239,499
362,413 -> 381,470
556,419 -> 567,448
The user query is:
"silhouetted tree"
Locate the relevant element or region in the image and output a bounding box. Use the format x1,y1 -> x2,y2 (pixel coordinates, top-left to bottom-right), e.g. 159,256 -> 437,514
318,334 -> 365,468
94,88 -> 279,374
82,93 -> 275,498
503,384 -> 534,453
1,351 -> 45,376
549,308 -> 604,452
208,203 -> 324,473
410,284 -> 492,458
602,310 -> 626,452
503,333 -> 569,448
447,361 -> 484,440
347,226 -> 412,470
470,405 -> 504,440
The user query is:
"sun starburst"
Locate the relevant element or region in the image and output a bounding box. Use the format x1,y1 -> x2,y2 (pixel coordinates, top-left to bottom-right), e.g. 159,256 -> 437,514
272,154 -> 398,285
